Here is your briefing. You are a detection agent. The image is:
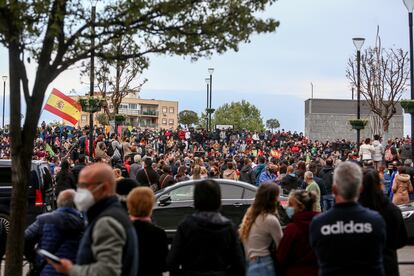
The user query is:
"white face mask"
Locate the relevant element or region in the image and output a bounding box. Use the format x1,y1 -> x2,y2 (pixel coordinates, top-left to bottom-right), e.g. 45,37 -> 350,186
74,184 -> 102,212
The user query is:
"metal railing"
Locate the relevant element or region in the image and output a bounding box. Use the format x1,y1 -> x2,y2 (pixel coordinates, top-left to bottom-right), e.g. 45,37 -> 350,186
118,109 -> 159,116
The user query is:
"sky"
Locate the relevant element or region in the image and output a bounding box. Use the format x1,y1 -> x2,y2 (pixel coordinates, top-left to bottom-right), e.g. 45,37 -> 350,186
0,0 -> 412,134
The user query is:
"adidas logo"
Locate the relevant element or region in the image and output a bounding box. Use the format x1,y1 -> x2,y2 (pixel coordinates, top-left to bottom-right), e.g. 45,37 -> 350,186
321,220 -> 372,235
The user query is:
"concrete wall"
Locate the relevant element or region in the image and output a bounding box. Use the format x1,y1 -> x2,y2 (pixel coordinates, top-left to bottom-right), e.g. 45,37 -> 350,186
305,99 -> 404,141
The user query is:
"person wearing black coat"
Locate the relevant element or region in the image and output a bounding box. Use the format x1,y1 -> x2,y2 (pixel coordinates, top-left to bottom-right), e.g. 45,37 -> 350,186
239,158 -> 256,185
359,168 -> 408,276
127,187 -> 168,276
167,180 -> 245,276
55,160 -> 76,197
136,157 -> 160,190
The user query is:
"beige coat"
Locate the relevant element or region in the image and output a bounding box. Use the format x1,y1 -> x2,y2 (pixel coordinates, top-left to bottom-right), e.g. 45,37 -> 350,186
392,174 -> 413,205
223,169 -> 238,181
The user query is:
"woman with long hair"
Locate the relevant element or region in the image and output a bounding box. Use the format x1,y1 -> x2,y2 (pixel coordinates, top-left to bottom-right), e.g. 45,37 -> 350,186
277,190 -> 319,276
359,168 -> 407,276
239,183 -> 283,276
55,159 -> 76,197
175,165 -> 190,183
191,165 -> 201,180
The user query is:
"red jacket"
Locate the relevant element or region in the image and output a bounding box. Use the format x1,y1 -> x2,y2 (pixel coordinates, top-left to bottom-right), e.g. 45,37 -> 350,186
276,211 -> 319,276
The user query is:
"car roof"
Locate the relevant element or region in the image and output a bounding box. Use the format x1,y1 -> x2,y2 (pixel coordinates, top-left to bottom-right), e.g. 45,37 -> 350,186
156,179 -> 257,195
0,159 -> 49,168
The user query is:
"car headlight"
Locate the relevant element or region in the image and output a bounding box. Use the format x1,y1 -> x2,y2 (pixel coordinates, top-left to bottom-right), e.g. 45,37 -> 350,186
402,210 -> 414,219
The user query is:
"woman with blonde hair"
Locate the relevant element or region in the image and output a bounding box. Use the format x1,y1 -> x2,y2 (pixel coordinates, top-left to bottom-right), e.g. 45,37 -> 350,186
191,165 -> 201,180
239,183 -> 283,276
127,187 -> 168,276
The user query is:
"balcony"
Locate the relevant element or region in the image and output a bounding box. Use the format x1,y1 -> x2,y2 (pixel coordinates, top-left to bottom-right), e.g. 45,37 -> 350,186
118,109 -> 159,117
138,123 -> 158,129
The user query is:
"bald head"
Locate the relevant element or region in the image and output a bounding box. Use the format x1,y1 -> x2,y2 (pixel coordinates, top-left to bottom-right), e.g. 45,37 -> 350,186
79,163 -> 116,195
57,189 -> 76,208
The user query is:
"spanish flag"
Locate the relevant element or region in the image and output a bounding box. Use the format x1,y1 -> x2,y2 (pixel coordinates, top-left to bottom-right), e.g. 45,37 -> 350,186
44,88 -> 81,125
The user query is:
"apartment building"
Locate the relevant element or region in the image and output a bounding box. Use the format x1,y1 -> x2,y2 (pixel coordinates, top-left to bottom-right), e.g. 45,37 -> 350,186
76,92 -> 179,129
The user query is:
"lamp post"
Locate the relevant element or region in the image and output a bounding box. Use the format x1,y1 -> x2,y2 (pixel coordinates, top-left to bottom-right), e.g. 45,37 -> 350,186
89,4 -> 96,159
208,68 -> 214,132
205,78 -> 210,131
403,0 -> 414,161
353,37 -> 365,148
2,76 -> 6,129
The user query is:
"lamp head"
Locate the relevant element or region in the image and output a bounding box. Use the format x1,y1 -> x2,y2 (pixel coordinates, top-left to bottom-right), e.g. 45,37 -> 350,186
352,38 -> 365,51
2,76 -> 7,82
208,68 -> 214,75
404,0 -> 414,12
205,78 -> 210,84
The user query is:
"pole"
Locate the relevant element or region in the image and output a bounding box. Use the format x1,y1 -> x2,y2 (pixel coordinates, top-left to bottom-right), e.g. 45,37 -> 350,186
206,83 -> 209,131
2,80 -> 5,128
357,49 -> 361,148
209,74 -> 212,132
311,82 -> 314,98
409,12 -> 414,162
89,5 -> 96,160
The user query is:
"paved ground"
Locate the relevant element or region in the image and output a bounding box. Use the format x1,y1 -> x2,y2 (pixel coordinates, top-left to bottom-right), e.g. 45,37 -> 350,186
398,245 -> 414,276
1,245 -> 413,275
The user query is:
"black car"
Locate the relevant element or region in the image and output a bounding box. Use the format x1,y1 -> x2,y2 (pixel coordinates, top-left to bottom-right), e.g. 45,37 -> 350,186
399,201 -> 414,240
0,160 -> 54,233
152,179 -> 288,239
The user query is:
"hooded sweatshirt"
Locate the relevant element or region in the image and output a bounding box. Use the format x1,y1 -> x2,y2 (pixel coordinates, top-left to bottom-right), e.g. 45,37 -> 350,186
167,212 -> 245,276
239,165 -> 256,185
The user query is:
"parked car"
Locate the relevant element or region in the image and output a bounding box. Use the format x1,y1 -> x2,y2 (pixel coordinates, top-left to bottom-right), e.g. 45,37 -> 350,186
399,201 -> 414,240
0,160 -> 55,234
152,179 -> 288,240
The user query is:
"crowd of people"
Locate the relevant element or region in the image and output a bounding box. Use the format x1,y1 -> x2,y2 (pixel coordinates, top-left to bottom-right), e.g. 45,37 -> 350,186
1,122 -> 414,275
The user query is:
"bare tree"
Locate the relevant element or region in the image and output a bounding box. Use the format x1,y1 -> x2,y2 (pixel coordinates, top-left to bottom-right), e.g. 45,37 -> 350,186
346,27 -> 409,138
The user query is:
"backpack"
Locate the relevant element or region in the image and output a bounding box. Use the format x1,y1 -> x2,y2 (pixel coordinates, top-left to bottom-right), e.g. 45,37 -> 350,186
107,141 -> 115,157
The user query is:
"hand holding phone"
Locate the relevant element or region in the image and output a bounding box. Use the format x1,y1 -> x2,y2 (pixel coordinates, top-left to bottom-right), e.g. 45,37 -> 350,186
36,249 -> 62,264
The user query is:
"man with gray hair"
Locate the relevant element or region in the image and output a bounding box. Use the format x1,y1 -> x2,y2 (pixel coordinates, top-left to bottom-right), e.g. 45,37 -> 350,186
310,161 -> 386,276
24,189 -> 85,275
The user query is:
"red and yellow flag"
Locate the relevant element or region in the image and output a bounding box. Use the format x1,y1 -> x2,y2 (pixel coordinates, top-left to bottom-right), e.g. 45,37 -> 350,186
44,88 -> 81,125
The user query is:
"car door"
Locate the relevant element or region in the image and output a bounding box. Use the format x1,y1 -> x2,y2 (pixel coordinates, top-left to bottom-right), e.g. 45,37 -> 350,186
152,184 -> 195,238
0,167 -> 12,215
220,183 -> 247,226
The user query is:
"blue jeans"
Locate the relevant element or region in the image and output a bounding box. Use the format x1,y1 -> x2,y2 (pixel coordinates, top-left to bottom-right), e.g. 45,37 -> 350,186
247,255 -> 275,276
322,194 -> 335,212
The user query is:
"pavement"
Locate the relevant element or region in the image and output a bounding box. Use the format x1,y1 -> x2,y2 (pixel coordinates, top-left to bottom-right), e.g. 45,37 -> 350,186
1,245 -> 413,275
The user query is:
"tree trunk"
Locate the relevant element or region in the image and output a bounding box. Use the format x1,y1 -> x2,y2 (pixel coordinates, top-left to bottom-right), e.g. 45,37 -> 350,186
382,119 -> 390,145
4,41 -> 30,276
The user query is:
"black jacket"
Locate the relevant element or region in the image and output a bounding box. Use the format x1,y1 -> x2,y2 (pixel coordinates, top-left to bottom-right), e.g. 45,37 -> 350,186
310,202 -> 386,276
359,195 -> 407,276
136,167 -> 160,187
239,165 -> 256,185
318,166 -> 334,194
55,171 -> 76,197
167,212 -> 245,276
132,220 -> 168,276
280,173 -> 300,194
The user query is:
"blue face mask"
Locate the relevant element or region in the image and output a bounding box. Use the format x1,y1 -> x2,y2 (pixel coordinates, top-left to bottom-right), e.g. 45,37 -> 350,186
285,207 -> 295,219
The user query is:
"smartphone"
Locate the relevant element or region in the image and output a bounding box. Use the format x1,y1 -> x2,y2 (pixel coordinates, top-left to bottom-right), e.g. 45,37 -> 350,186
36,249 -> 62,264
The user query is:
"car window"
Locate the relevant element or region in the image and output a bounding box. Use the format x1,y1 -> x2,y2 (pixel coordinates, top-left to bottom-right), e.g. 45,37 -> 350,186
0,168 -> 11,186
169,185 -> 194,201
220,184 -> 243,199
243,188 -> 256,199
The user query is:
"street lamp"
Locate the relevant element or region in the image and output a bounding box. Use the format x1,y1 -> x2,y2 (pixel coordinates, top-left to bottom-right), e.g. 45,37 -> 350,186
353,37 -> 365,148
208,68 -> 214,132
403,0 -> 414,161
2,76 -> 6,129
205,78 -> 210,131
89,4 -> 96,159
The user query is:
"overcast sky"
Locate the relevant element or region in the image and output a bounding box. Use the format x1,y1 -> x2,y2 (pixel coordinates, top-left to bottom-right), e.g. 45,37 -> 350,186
0,0 -> 412,134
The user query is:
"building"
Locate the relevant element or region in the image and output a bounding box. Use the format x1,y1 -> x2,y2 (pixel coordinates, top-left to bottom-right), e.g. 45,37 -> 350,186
305,98 -> 404,141
76,92 -> 179,129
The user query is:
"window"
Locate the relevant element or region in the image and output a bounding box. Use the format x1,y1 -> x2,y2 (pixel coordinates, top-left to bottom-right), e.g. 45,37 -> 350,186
0,167 -> 12,186
162,118 -> 167,125
81,115 -> 87,122
169,185 -> 194,201
243,188 -> 256,199
169,107 -> 174,113
120,104 -> 128,110
220,184 -> 244,199
129,103 -> 137,110
162,106 -> 168,113
168,119 -> 174,125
